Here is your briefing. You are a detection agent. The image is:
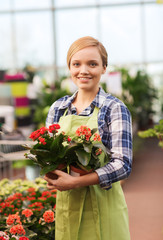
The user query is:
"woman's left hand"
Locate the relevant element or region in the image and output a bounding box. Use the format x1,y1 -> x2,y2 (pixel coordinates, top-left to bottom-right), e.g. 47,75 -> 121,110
44,170 -> 76,191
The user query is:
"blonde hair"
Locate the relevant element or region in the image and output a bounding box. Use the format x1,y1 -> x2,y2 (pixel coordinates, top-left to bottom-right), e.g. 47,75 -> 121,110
67,36 -> 108,69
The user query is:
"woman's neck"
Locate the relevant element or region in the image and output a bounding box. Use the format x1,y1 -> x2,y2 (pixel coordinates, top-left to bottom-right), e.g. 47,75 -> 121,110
73,87 -> 99,114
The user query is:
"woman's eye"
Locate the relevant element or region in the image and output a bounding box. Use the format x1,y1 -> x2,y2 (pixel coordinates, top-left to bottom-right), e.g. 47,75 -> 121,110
73,63 -> 79,67
90,63 -> 97,67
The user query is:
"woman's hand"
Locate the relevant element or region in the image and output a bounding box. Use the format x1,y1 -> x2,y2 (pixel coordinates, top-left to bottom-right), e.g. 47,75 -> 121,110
44,170 -> 100,191
44,170 -> 77,191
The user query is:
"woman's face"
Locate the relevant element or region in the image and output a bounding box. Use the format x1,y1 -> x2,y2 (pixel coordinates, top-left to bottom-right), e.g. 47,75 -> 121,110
69,46 -> 106,92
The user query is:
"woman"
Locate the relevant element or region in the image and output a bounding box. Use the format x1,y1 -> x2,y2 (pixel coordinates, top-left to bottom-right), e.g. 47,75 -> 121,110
44,36 -> 132,240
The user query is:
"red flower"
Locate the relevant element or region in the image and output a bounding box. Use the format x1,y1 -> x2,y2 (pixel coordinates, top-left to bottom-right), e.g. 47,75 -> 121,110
19,237 -> 30,240
38,137 -> 46,145
95,148 -> 102,156
41,191 -> 52,198
22,209 -> 33,218
76,126 -> 92,141
49,124 -> 60,133
93,133 -> 101,142
27,187 -> 35,192
67,137 -> 71,142
6,213 -> 21,225
10,224 -> 25,235
39,127 -> 48,135
0,237 -> 6,240
43,210 -> 55,223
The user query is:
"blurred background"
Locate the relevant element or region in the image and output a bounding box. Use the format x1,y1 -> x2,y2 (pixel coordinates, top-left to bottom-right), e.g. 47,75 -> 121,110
0,0 -> 163,239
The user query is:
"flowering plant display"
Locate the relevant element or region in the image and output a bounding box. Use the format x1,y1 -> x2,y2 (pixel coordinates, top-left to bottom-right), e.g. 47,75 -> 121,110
0,178 -> 56,240
24,124 -> 109,175
24,124 -> 72,176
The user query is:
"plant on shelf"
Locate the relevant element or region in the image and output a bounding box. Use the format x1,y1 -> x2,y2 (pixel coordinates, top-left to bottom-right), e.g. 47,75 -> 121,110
138,119 -> 163,149
33,77 -> 71,128
119,68 -> 158,130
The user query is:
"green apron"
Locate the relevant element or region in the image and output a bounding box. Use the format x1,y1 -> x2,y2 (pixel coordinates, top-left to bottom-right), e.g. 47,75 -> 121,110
55,106 -> 130,240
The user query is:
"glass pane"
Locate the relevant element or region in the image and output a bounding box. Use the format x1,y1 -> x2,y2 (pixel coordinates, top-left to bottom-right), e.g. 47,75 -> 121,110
144,4 -> 163,62
99,0 -> 141,4
15,12 -> 54,68
100,5 -> 142,64
14,0 -> 51,10
54,0 -> 96,7
0,14 -> 13,69
0,0 -> 11,10
55,8 -> 98,67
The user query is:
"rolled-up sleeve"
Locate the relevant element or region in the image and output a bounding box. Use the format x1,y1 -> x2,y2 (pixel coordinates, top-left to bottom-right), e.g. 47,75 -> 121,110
95,103 -> 132,190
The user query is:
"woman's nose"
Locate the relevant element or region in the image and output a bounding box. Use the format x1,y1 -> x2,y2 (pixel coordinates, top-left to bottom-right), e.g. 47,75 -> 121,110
80,64 -> 89,74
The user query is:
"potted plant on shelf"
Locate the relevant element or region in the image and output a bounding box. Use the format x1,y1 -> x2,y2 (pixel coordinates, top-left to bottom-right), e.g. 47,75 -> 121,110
138,119 -> 163,149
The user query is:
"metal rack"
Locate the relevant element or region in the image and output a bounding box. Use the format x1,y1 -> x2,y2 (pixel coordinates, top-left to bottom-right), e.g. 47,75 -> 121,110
0,140 -> 31,179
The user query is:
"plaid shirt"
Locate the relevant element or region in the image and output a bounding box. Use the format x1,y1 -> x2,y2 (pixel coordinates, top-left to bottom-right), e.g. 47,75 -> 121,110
46,88 -> 132,190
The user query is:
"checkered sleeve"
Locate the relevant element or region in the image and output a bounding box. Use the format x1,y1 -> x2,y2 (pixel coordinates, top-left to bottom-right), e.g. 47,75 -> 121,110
95,103 -> 132,190
45,97 -> 68,127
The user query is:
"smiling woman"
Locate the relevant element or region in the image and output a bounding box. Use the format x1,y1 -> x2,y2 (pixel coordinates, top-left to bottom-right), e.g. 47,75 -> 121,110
44,36 -> 133,240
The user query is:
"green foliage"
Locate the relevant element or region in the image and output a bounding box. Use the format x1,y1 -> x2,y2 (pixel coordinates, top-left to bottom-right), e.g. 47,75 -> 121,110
34,78 -> 71,127
119,68 -> 158,130
138,119 -> 163,149
0,178 -> 56,240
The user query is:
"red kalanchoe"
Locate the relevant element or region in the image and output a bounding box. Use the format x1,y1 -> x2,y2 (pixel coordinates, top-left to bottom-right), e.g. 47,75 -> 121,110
76,126 -> 92,141
22,209 -> 33,218
43,210 -> 55,223
67,137 -> 71,142
41,191 -> 52,198
38,137 -> 46,145
95,148 -> 102,156
49,124 -> 60,133
39,127 -> 48,135
19,237 -> 30,240
10,224 -> 25,235
6,213 -> 21,225
93,133 -> 101,142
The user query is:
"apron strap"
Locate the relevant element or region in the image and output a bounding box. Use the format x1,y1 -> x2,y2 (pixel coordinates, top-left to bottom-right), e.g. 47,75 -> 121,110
63,108 -> 68,117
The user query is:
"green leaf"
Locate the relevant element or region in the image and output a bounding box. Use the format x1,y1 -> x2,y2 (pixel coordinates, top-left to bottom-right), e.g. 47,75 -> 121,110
83,143 -> 92,153
30,148 -> 50,156
75,149 -> 91,166
91,128 -> 97,135
50,134 -> 64,153
93,142 -> 107,155
40,164 -> 58,175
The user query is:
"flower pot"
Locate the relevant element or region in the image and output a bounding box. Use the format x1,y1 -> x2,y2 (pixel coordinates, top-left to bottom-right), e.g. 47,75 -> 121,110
46,164 -> 67,180
70,165 -> 93,177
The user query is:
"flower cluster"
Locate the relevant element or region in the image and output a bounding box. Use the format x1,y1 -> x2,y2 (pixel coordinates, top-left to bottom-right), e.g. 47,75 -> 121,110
0,178 -> 56,240
25,124 -> 109,175
24,124 -> 72,176
69,125 -> 109,171
76,126 -> 92,141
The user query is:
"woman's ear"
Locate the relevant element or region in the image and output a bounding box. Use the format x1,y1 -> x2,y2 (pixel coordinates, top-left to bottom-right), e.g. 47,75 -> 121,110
102,66 -> 106,74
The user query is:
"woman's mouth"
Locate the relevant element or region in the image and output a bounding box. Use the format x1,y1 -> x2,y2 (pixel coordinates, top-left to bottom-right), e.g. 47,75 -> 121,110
78,77 -> 91,83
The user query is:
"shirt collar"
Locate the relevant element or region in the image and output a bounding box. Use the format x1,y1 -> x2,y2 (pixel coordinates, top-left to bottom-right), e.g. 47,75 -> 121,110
58,87 -> 108,110
92,87 -> 108,108
58,91 -> 78,110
